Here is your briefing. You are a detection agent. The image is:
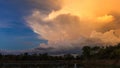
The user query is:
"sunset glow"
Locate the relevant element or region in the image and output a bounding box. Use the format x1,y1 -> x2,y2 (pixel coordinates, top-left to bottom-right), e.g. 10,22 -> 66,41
0,0 -> 120,54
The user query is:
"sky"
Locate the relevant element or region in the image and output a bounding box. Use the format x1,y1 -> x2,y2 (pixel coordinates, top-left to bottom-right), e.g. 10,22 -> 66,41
0,0 -> 47,50
1,0 -> 120,54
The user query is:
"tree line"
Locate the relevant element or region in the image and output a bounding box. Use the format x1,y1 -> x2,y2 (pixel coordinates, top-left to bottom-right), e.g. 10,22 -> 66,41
0,44 -> 120,61
81,44 -> 120,60
0,53 -> 76,61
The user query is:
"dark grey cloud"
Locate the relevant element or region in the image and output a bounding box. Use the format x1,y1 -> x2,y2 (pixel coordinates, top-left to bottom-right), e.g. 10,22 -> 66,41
28,0 -> 62,14
0,0 -> 62,15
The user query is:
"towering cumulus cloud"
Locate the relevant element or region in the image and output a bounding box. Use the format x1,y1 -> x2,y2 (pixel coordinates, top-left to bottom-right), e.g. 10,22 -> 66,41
26,0 -> 120,53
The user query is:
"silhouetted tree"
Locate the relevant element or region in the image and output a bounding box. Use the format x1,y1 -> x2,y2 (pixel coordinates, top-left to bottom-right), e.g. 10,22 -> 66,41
0,53 -> 2,60
64,54 -> 74,60
82,46 -> 91,59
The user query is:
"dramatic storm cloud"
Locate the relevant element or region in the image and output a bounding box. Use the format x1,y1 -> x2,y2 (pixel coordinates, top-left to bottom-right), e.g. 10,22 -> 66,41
26,0 -> 120,53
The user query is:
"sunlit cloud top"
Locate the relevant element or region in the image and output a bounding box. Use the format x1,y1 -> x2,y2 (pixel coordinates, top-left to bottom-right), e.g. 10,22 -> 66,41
27,0 -> 120,52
